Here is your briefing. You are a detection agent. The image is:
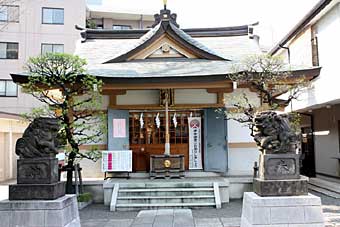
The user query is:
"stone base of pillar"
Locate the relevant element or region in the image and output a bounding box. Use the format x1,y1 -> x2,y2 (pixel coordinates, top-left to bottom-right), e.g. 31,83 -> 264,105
241,192 -> 324,227
0,195 -> 80,227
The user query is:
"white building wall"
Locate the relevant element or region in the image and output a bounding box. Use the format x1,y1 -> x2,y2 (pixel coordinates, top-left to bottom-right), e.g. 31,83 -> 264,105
116,89 -> 218,106
225,88 -> 260,176
288,3 -> 340,111
117,90 -> 160,105
175,89 -> 217,104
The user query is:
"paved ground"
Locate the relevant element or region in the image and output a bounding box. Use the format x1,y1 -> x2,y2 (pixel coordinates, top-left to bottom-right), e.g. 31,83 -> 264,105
80,200 -> 242,227
80,192 -> 340,227
312,191 -> 340,226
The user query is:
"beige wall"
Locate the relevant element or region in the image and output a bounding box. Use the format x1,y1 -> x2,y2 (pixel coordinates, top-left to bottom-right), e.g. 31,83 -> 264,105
0,119 -> 27,182
276,27 -> 313,66
0,0 -> 86,114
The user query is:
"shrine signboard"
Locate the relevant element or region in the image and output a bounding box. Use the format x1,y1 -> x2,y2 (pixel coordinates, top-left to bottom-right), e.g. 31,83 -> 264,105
102,150 -> 132,172
188,117 -> 202,170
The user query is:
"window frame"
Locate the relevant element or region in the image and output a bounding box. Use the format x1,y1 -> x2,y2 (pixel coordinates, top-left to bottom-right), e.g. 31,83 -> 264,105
41,43 -> 64,54
112,24 -> 132,30
0,5 -> 19,23
0,79 -> 18,97
0,42 -> 19,59
42,7 -> 64,25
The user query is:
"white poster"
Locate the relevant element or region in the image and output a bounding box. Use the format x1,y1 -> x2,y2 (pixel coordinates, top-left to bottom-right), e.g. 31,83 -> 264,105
113,119 -> 126,138
188,117 -> 202,169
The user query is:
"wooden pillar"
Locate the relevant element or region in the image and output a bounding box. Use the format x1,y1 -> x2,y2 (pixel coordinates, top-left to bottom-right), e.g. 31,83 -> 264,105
164,91 -> 170,156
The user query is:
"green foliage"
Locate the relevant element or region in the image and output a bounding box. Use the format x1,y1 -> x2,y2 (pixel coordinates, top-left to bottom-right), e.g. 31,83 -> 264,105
86,19 -> 97,29
22,53 -> 106,164
226,54 -> 310,119
223,54 -> 309,136
77,192 -> 92,202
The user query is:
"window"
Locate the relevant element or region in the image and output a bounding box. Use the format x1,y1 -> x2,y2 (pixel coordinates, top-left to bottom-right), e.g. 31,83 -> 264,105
42,8 -> 64,24
41,43 -> 64,54
0,5 -> 19,22
0,80 -> 17,97
0,42 -> 19,59
112,25 -> 131,30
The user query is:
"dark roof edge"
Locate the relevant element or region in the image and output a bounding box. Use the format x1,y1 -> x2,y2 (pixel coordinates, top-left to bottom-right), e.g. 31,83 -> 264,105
269,0 -> 332,55
78,24 -> 251,40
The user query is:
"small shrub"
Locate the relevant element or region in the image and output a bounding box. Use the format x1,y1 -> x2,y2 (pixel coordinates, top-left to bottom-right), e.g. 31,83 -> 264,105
77,193 -> 92,202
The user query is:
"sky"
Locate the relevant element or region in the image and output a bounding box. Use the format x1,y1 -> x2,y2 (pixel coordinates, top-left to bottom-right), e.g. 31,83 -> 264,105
86,0 -> 320,48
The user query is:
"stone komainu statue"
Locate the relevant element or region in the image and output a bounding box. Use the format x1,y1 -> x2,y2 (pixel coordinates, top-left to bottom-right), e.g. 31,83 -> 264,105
252,111 -> 299,154
16,117 -> 61,158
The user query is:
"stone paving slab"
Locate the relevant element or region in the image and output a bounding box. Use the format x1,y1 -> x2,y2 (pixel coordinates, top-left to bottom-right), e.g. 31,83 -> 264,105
195,218 -> 223,227
130,209 -> 193,227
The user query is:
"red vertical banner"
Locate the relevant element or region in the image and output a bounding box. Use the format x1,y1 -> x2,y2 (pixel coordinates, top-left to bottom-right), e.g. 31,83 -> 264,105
108,152 -> 113,171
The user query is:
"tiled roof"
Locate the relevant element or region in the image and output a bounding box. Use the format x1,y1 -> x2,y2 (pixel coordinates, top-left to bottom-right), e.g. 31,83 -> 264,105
75,32 -> 262,77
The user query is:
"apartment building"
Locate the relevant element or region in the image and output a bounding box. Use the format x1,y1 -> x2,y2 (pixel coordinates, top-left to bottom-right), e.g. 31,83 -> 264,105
0,0 -> 153,182
87,4 -> 154,30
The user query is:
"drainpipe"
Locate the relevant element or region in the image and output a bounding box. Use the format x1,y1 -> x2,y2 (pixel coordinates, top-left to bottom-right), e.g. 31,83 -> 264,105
139,14 -> 144,29
279,44 -> 291,64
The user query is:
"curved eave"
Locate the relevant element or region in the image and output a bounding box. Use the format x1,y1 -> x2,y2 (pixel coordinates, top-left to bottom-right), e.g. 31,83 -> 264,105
10,67 -> 321,87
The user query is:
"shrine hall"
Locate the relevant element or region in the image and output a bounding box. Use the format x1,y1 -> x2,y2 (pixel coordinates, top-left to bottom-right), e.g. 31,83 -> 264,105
11,4 -> 320,205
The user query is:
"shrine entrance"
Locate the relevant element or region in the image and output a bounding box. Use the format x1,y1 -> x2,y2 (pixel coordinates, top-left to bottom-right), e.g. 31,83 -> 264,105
129,110 -> 203,172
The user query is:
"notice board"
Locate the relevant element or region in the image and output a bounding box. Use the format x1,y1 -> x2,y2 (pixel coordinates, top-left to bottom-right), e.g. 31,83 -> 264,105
102,150 -> 132,172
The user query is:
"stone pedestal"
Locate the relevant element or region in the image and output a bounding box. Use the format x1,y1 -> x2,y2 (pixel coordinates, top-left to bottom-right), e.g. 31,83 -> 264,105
0,195 -> 80,227
10,157 -> 65,200
241,192 -> 325,227
17,158 -> 59,184
259,153 -> 300,180
253,175 -> 308,197
9,182 -> 66,200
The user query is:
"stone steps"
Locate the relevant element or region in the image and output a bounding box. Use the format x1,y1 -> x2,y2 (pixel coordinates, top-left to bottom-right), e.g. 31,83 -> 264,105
116,202 -> 216,211
309,177 -> 340,198
117,197 -> 215,204
118,195 -> 215,199
308,184 -> 340,199
110,182 -> 220,211
119,187 -> 214,192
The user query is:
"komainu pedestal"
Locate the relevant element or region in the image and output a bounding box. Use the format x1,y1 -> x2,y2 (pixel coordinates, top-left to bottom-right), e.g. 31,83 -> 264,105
3,118 -> 78,226
251,112 -> 308,196
241,192 -> 324,227
240,112 -> 324,227
9,117 -> 65,200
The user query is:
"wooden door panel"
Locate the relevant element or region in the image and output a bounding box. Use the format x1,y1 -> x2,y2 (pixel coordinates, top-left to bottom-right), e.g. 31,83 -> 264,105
129,111 -> 201,172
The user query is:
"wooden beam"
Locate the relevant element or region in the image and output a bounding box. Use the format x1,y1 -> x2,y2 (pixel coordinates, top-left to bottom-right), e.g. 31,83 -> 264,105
79,144 -> 108,150
109,95 -> 117,106
102,90 -> 127,95
217,92 -> 225,105
228,142 -> 257,148
207,87 -> 233,93
109,103 -> 225,110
